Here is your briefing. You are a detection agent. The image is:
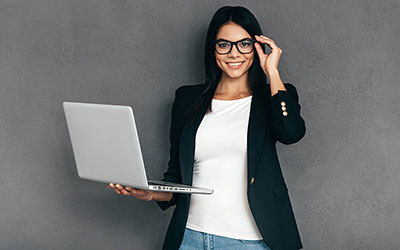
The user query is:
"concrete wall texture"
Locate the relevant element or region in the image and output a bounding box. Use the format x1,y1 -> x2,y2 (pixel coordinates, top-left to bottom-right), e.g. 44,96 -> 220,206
1,0 -> 399,249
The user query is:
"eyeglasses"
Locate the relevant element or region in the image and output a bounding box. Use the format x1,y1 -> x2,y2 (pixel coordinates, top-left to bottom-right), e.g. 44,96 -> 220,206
212,38 -> 257,55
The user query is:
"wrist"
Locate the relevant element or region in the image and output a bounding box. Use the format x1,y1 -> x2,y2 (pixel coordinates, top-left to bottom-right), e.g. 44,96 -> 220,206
266,68 -> 279,78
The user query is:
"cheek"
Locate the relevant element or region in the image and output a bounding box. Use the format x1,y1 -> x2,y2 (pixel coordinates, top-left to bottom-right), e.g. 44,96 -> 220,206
215,56 -> 225,69
246,55 -> 255,68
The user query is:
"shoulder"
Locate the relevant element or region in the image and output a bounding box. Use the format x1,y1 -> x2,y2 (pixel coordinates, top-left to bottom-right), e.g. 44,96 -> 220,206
170,83 -> 207,114
174,82 -> 300,100
174,82 -> 207,102
175,82 -> 207,95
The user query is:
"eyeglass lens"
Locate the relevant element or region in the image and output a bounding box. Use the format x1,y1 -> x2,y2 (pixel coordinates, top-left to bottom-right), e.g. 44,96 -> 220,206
215,39 -> 254,54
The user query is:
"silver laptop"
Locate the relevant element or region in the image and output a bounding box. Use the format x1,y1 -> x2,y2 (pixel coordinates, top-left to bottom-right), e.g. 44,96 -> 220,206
63,101 -> 213,195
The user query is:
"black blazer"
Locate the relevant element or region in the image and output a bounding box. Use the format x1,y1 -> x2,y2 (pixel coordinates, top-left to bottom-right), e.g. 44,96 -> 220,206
156,82 -> 306,250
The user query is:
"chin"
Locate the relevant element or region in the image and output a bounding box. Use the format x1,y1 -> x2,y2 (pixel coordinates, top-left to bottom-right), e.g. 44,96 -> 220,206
227,73 -> 243,79
223,69 -> 247,79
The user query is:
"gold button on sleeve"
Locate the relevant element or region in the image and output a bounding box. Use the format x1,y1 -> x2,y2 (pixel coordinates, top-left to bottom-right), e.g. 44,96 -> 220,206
283,111 -> 288,116
280,101 -> 286,106
250,177 -> 255,184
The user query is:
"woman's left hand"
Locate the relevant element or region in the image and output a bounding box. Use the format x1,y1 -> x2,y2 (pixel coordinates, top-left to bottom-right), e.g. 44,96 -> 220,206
254,34 -> 282,77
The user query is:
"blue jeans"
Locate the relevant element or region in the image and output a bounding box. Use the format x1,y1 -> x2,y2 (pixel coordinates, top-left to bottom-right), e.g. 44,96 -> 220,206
178,227 -> 272,250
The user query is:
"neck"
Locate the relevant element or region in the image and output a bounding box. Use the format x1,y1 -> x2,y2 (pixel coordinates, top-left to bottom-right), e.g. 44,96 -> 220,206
215,72 -> 251,96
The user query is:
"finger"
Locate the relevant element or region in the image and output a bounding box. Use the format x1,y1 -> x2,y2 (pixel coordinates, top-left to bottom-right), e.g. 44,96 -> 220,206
260,34 -> 273,40
109,183 -> 124,195
254,42 -> 265,56
255,35 -> 272,43
116,184 -> 131,195
114,184 -> 125,193
254,42 -> 268,66
260,34 -> 279,49
125,186 -> 143,192
125,186 -> 141,194
125,186 -> 138,196
255,35 -> 273,51
130,188 -> 152,199
119,186 -> 131,195
258,34 -> 275,43
129,188 -> 148,196
124,186 -> 137,192
120,189 -> 130,195
259,42 -> 281,55
109,183 -> 118,191
255,35 -> 280,51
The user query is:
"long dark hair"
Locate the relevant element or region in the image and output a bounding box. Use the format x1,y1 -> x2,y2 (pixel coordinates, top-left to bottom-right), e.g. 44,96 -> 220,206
185,6 -> 268,122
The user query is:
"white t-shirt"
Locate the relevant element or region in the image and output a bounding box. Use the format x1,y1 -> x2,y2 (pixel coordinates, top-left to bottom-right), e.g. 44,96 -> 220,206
185,95 -> 263,240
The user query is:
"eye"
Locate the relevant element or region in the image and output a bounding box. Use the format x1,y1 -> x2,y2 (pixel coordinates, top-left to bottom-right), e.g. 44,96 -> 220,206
216,41 -> 230,48
240,40 -> 252,47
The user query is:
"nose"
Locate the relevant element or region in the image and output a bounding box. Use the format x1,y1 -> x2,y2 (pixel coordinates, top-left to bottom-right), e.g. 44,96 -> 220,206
228,44 -> 241,58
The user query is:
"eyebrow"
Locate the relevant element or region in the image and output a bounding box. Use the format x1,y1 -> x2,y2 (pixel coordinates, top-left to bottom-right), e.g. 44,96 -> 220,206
215,38 -> 252,42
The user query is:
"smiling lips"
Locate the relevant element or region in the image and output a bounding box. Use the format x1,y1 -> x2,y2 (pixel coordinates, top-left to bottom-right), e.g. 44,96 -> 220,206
226,61 -> 245,69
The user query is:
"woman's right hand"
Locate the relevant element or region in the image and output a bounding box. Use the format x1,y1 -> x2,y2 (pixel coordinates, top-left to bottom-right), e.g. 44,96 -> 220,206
108,183 -> 155,201
108,183 -> 173,202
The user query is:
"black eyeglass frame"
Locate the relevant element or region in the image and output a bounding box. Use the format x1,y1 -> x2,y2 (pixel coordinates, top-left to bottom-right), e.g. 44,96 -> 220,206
212,38 -> 257,55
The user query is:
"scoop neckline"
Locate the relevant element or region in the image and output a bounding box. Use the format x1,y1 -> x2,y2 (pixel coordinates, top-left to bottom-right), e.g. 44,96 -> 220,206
212,95 -> 253,102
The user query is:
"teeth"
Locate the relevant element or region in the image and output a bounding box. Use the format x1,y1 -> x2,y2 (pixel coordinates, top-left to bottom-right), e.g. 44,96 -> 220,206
228,62 -> 243,66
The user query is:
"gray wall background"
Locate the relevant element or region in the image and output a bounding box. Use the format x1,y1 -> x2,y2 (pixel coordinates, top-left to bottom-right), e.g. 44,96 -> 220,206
1,0 -> 399,249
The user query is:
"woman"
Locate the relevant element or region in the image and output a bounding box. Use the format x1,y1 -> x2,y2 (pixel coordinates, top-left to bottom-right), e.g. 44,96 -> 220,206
108,5 -> 306,250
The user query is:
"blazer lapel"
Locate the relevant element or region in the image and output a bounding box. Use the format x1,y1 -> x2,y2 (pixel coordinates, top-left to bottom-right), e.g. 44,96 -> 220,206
179,94 -> 268,186
246,95 -> 268,182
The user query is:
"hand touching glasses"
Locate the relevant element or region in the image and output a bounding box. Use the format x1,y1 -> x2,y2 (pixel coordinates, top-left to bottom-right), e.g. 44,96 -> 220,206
254,34 -> 283,77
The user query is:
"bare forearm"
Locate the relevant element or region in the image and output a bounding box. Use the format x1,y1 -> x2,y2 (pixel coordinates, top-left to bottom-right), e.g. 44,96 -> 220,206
267,69 -> 286,96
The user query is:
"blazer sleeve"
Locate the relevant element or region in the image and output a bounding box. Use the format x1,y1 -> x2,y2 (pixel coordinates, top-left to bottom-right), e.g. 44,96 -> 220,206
269,83 -> 306,145
155,86 -> 185,211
